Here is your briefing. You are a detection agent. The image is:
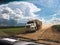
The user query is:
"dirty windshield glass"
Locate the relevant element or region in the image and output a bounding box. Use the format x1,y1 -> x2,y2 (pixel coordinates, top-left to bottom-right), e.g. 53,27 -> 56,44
0,0 -> 60,45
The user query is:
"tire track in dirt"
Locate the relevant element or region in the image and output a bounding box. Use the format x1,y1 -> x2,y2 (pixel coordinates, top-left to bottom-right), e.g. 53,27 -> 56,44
17,24 -> 60,45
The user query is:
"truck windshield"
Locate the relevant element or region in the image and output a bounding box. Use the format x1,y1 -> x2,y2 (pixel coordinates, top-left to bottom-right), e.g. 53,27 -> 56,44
27,21 -> 34,24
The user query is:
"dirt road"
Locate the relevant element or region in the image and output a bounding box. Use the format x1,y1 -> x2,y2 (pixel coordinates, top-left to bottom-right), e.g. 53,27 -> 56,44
17,24 -> 60,45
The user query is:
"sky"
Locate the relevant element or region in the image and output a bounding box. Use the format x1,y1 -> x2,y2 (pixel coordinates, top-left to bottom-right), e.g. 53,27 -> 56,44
0,0 -> 60,25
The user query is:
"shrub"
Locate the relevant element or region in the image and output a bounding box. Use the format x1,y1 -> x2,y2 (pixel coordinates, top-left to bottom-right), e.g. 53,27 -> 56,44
52,25 -> 60,32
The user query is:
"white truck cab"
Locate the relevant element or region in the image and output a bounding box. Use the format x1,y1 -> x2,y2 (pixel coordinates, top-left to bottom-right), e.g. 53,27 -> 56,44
25,21 -> 37,32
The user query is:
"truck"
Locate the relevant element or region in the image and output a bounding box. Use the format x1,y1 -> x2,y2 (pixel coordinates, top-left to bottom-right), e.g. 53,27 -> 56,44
25,19 -> 42,32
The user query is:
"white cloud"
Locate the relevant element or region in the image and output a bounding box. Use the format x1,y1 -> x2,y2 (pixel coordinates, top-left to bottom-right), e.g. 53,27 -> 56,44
49,18 -> 60,25
47,13 -> 60,25
0,1 -> 59,25
1,14 -> 9,20
28,0 -> 59,8
49,9 -> 60,25
0,2 -> 41,23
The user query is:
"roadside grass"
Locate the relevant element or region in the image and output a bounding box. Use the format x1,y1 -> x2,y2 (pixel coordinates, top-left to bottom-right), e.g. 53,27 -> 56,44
0,30 -> 8,37
0,26 -> 25,36
52,25 -> 60,32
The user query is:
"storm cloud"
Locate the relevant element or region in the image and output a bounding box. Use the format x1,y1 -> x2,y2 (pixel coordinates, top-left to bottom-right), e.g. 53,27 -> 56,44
0,2 -> 41,24
0,0 -> 24,4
